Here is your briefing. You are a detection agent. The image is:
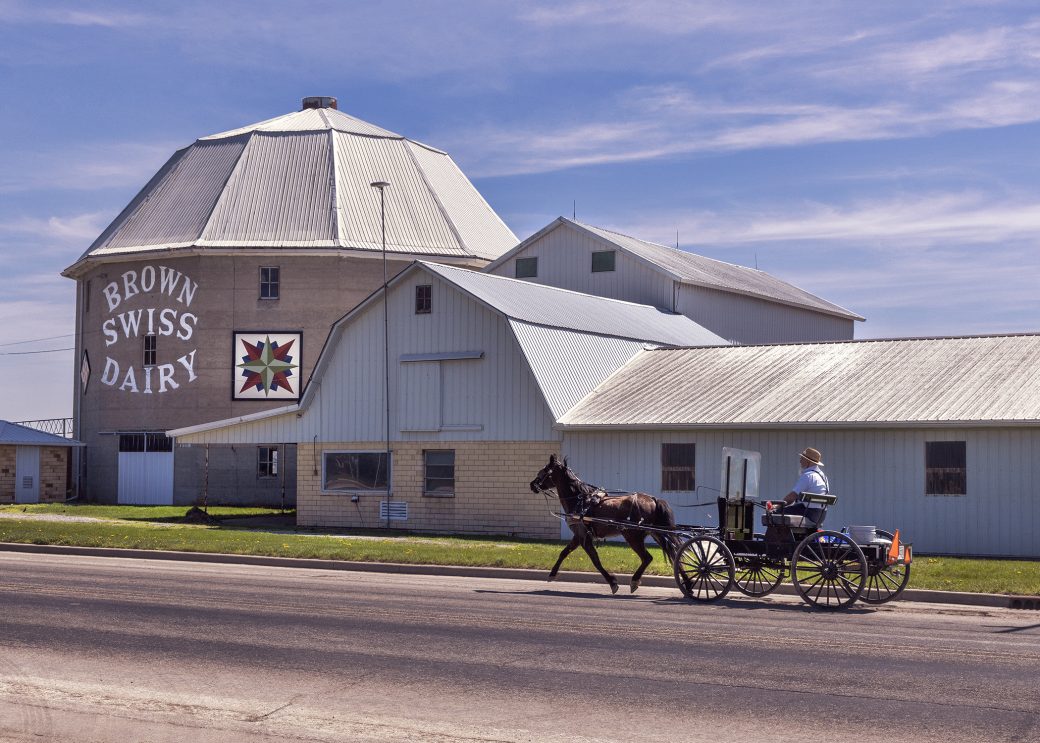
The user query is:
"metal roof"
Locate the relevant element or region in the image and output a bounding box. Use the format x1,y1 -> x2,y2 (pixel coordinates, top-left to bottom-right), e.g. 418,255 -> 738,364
488,218 -> 862,321
559,334 -> 1040,428
423,262 -> 728,347
510,322 -> 650,419
0,421 -> 83,447
64,104 -> 517,276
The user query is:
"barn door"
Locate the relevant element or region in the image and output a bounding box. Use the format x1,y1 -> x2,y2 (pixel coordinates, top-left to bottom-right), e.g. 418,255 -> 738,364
15,447 -> 40,503
117,433 -> 174,505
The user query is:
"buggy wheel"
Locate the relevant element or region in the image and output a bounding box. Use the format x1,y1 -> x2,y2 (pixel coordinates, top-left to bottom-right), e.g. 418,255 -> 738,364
733,554 -> 785,597
792,530 -> 866,610
673,536 -> 735,602
860,530 -> 911,604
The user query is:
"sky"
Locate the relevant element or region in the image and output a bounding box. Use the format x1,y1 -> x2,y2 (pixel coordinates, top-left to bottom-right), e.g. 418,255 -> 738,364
2,1 -> 1039,422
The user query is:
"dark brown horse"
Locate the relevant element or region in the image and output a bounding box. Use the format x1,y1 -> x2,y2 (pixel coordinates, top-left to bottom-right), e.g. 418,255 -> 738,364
530,454 -> 679,594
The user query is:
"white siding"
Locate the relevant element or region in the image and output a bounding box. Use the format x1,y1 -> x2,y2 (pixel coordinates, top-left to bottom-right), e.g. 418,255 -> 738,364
487,226 -> 674,308
677,285 -> 854,344
564,427 -> 1040,557
178,273 -> 559,445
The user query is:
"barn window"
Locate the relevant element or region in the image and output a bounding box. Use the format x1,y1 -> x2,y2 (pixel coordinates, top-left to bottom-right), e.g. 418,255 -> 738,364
260,266 -> 280,300
515,257 -> 538,278
661,443 -> 696,491
424,450 -> 455,496
415,284 -> 432,314
591,250 -> 616,273
926,441 -> 966,495
258,446 -> 279,478
323,451 -> 389,492
143,334 -> 157,366
84,280 -> 92,314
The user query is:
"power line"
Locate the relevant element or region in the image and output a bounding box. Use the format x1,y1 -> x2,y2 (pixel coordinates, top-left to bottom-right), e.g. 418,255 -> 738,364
0,333 -> 74,348
0,347 -> 74,356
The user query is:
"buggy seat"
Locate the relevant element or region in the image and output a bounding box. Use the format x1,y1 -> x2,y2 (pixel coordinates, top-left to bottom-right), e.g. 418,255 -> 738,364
762,492 -> 837,530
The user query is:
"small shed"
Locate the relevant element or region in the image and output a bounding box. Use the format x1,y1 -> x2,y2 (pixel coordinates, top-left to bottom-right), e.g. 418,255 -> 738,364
0,421 -> 83,504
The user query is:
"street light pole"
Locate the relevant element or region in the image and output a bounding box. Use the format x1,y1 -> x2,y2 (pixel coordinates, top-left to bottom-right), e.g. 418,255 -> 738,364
370,180 -> 392,529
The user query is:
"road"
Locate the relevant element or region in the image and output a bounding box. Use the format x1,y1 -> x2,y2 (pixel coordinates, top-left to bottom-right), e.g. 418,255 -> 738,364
0,552 -> 1037,743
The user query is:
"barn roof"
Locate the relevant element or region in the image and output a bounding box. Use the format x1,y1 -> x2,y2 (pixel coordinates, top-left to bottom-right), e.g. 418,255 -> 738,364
422,262 -> 727,347
559,333 -> 1040,428
0,421 -> 82,447
487,217 -> 863,321
63,99 -> 517,277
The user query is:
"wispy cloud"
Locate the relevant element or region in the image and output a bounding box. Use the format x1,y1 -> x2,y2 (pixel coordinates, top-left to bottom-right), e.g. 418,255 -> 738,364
0,1 -> 151,27
0,212 -> 109,244
452,77 -> 1040,176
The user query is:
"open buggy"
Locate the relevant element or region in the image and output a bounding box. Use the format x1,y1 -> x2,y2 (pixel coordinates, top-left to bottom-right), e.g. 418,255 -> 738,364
531,448 -> 912,611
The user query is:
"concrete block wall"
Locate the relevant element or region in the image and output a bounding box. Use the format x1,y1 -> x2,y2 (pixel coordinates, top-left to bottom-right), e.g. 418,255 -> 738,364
297,441 -> 561,539
0,446 -> 15,502
39,447 -> 68,502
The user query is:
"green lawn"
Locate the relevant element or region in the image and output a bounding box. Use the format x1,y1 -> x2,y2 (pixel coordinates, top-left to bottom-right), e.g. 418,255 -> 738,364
1,504 -> 1037,596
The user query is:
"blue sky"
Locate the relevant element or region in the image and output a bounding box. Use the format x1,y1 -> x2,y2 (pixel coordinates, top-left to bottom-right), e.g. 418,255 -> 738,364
2,1 -> 1039,421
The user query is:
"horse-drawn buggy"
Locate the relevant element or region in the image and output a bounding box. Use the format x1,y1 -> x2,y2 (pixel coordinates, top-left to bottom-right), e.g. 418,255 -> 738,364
531,448 -> 912,611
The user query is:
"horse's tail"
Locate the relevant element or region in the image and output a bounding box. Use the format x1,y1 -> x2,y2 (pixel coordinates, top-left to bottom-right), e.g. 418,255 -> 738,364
652,497 -> 679,563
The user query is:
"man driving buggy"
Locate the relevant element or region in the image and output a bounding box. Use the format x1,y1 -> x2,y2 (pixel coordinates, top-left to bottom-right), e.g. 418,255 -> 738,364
764,447 -> 830,532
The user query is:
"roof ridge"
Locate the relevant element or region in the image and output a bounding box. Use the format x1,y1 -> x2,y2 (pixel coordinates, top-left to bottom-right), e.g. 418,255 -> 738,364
422,260 -> 688,313
653,330 -> 1040,352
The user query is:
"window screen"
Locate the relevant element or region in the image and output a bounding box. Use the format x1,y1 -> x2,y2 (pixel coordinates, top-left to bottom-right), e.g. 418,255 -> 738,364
591,250 -> 616,273
424,450 -> 455,496
515,257 -> 538,278
143,334 -> 157,366
926,441 -> 966,495
258,446 -> 279,478
415,284 -> 432,314
661,443 -> 696,491
260,266 -> 280,299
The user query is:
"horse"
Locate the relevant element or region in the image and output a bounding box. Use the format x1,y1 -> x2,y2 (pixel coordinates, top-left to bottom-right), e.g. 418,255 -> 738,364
530,453 -> 679,594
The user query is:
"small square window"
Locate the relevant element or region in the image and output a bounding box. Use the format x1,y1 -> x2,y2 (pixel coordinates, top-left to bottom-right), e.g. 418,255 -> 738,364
260,267 -> 280,300
258,446 -> 279,479
515,257 -> 538,278
424,449 -> 455,496
926,441 -> 966,495
143,334 -> 157,366
591,250 -> 616,273
415,284 -> 432,314
661,443 -> 695,491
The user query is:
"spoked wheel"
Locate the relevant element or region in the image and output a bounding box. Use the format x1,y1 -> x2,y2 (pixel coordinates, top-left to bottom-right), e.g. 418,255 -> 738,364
673,536 -> 735,602
792,530 -> 867,610
860,530 -> 911,604
733,553 -> 785,597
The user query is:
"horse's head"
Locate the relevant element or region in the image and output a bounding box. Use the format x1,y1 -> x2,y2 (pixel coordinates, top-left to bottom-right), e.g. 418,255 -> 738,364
530,453 -> 566,493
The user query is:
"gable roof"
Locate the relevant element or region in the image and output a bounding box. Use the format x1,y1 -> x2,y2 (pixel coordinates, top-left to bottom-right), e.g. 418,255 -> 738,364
0,421 -> 83,446
64,103 -> 517,277
559,333 -> 1040,428
170,261 -> 727,439
487,217 -> 863,321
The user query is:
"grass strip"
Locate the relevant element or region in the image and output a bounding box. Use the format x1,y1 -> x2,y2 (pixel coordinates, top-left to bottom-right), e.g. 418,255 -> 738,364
1,508 -> 1038,596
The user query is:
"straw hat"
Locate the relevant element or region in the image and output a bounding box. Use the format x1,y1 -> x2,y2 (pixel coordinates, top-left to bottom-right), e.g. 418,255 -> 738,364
799,447 -> 824,466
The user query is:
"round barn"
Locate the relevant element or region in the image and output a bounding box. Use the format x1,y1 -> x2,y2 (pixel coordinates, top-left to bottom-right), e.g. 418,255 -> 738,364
63,97 -> 517,506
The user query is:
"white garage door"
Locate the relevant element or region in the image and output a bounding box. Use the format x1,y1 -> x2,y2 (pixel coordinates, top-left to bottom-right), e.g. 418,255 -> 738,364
117,433 -> 174,505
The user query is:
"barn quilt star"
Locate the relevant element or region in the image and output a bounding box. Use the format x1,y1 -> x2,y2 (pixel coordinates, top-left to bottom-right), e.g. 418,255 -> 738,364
237,336 -> 297,396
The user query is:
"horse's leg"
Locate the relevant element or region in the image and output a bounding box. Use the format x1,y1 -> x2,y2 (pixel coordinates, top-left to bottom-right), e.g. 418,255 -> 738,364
623,530 -> 654,593
580,533 -> 619,594
549,531 -> 581,581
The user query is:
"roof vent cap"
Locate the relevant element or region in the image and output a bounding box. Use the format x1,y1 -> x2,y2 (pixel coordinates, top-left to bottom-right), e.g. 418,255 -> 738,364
302,96 -> 337,110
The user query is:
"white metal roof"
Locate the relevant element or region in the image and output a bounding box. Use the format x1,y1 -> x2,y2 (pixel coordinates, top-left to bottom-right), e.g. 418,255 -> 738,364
64,103 -> 517,276
488,218 -> 863,321
0,421 -> 83,447
510,322 -> 650,420
422,262 -> 728,347
559,334 -> 1040,428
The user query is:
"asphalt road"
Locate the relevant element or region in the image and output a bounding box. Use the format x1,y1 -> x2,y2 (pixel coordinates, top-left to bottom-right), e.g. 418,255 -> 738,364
0,553 -> 1037,743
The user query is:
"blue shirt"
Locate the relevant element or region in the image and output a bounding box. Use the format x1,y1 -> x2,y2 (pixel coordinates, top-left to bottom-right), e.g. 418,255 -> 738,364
792,465 -> 829,495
